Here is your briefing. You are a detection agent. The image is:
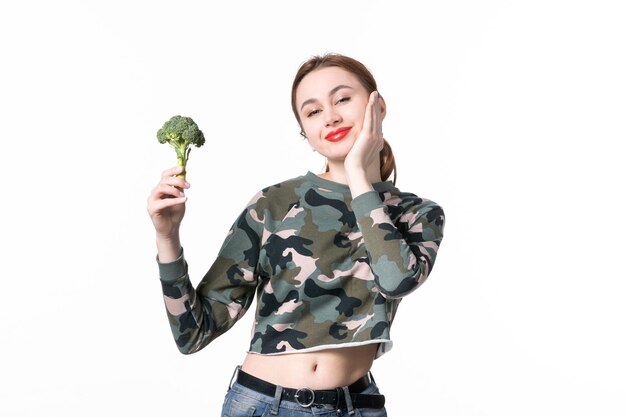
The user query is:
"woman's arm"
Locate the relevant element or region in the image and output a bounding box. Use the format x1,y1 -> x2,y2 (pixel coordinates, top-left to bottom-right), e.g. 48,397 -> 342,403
148,167 -> 265,354
351,191 -> 445,299
157,191 -> 265,354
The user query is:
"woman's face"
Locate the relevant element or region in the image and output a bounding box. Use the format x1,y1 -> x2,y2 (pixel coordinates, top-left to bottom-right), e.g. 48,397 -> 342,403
295,66 -> 372,162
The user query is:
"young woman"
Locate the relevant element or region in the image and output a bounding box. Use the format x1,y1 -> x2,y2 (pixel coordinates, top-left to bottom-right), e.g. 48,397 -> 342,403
147,53 -> 445,416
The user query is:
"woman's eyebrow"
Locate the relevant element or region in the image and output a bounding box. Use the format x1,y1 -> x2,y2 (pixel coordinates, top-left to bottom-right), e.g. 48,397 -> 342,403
300,85 -> 354,111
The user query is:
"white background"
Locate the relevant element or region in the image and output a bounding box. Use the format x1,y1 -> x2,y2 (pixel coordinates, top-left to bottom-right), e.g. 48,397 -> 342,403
1,1 -> 625,416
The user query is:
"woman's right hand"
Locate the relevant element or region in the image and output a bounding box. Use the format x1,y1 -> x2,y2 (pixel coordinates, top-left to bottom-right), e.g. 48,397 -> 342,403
147,165 -> 190,239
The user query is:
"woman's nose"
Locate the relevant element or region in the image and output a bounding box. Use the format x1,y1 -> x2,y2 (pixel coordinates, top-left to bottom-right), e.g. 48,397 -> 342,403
324,109 -> 342,126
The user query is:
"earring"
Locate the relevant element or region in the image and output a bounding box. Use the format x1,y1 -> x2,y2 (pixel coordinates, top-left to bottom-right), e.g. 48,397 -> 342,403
300,130 -> 307,139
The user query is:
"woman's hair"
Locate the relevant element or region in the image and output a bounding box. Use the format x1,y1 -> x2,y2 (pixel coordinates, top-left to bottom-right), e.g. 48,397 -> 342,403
291,53 -> 397,184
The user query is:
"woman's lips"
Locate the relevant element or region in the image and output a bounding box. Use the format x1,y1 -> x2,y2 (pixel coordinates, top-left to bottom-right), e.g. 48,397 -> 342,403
325,127 -> 352,142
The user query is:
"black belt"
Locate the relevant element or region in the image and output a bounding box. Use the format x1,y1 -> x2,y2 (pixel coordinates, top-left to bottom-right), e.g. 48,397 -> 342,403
235,369 -> 385,409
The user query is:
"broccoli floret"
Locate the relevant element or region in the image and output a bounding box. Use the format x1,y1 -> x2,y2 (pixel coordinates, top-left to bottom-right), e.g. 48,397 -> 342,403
157,115 -> 205,180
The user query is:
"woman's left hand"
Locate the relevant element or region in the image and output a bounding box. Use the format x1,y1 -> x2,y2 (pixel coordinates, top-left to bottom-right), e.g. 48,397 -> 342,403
344,91 -> 384,176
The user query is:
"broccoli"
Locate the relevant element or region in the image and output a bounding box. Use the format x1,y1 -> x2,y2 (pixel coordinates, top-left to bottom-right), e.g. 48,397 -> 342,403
157,115 -> 205,180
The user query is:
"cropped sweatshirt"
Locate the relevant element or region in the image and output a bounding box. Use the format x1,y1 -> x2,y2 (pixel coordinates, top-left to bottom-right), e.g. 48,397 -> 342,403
157,171 -> 445,358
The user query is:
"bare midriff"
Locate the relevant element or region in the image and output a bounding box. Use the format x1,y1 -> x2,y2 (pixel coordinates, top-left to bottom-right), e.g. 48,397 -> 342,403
240,343 -> 379,390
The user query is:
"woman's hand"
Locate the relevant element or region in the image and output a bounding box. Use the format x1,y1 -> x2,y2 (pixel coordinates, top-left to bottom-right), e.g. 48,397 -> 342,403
147,165 -> 189,240
344,91 -> 385,197
344,91 -> 385,178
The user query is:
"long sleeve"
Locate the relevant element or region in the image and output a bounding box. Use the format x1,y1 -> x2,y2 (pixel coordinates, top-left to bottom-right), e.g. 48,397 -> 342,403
157,191 -> 265,354
351,190 -> 445,299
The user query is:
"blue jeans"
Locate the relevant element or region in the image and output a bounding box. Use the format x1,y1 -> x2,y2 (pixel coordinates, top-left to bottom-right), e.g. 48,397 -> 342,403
220,370 -> 388,417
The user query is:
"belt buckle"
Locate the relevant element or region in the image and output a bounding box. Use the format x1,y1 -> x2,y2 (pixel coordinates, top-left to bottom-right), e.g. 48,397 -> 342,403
294,387 -> 315,407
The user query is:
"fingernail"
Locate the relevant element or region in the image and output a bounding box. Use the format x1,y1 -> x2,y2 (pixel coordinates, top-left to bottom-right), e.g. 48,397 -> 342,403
185,181 -> 190,187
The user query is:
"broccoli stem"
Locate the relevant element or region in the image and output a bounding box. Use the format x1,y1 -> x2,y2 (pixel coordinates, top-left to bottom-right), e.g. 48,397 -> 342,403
177,157 -> 186,180
175,147 -> 188,180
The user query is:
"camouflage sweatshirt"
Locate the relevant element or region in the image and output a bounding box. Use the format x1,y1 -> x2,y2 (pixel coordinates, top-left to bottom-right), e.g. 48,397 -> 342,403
157,171 -> 445,357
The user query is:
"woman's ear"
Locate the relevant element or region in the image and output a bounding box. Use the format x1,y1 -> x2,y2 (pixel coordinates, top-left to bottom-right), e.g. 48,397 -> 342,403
378,93 -> 387,120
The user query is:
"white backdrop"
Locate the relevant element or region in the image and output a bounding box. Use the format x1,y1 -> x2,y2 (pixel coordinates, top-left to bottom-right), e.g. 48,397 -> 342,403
1,1 -> 624,416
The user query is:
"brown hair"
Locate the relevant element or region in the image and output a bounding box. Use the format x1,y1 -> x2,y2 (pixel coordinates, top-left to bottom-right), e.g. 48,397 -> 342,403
291,53 -> 397,185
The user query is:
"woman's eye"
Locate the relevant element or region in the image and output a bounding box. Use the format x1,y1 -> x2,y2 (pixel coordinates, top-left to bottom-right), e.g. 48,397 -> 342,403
307,109 -> 320,117
337,97 -> 351,104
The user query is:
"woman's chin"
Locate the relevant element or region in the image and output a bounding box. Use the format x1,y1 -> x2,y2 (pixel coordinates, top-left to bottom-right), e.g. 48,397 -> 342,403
322,141 -> 355,161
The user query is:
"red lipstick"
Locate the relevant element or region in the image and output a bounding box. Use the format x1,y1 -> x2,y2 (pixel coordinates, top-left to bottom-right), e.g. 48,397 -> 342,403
325,127 -> 352,142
